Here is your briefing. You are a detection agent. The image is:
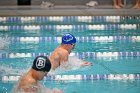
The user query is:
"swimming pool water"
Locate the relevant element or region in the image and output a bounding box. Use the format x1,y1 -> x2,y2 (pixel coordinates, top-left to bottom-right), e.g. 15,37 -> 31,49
0,16 -> 140,93
1,79 -> 140,93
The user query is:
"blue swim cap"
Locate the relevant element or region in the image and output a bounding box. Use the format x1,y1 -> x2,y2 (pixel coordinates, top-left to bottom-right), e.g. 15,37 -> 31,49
62,33 -> 76,44
32,56 -> 51,72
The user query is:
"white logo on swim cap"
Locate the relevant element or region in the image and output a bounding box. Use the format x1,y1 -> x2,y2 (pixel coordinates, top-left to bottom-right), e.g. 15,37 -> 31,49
36,57 -> 46,69
63,34 -> 73,42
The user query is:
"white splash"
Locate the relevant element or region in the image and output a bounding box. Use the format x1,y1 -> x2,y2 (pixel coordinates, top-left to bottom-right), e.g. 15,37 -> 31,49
0,65 -> 28,76
0,65 -> 17,75
48,56 -> 83,75
0,36 -> 9,50
11,83 -> 63,93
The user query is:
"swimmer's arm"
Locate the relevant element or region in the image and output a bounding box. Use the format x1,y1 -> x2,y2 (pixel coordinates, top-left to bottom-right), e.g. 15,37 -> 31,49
60,51 -> 69,64
50,53 -> 61,70
53,88 -> 64,93
18,81 -> 38,92
60,56 -> 69,67
20,85 -> 38,92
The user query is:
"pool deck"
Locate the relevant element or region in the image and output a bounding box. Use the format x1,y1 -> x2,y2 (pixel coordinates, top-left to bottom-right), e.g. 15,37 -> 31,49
0,5 -> 140,16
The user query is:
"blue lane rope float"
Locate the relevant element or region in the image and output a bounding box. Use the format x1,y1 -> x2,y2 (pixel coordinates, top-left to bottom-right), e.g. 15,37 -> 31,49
0,16 -> 140,23
1,74 -> 140,82
0,52 -> 140,58
8,36 -> 140,43
0,24 -> 138,31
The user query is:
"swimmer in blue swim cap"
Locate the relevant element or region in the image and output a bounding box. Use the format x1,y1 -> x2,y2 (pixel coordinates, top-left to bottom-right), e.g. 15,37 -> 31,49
62,33 -> 76,44
16,56 -> 63,93
62,33 -> 76,50
49,33 -> 92,70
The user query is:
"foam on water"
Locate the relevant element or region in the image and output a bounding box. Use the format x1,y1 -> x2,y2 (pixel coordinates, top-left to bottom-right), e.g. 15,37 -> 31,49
11,81 -> 63,93
0,36 -> 9,50
60,56 -> 83,71
0,64 -> 28,76
48,56 -> 83,75
0,65 -> 19,76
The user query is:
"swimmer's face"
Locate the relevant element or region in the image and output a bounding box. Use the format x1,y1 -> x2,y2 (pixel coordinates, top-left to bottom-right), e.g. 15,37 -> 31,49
71,44 -> 75,50
38,71 -> 48,80
44,71 -> 48,76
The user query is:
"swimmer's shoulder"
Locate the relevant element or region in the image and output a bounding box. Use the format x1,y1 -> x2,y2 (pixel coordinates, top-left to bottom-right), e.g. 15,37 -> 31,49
54,47 -> 68,54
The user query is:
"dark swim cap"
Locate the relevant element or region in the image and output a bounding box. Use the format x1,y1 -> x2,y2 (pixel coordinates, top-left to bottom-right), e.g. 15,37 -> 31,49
62,33 -> 76,44
32,56 -> 51,72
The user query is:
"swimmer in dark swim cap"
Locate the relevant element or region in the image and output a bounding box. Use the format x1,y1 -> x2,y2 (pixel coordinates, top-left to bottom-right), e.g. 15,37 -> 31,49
16,56 -> 63,93
32,56 -> 51,72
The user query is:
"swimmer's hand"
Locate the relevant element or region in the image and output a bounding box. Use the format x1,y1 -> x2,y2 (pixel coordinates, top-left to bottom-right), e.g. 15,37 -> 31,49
81,61 -> 93,66
53,88 -> 63,93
